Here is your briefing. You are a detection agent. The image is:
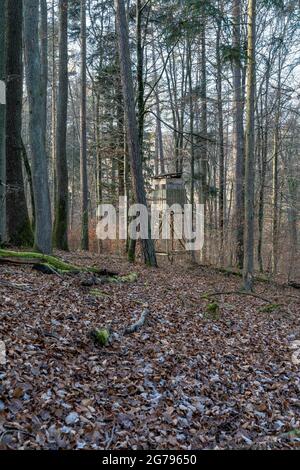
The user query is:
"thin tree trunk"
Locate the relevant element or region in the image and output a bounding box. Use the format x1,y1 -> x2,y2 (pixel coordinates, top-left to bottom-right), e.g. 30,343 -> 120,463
80,0 -> 89,250
53,0 -> 69,250
0,1 -> 6,243
96,92 -> 102,204
199,16 -> 208,262
136,0 -> 144,155
232,0 -> 245,269
257,60 -> 270,273
115,0 -> 157,267
243,0 -> 256,291
216,15 -> 225,265
21,138 -> 35,230
24,0 -> 52,254
51,0 -> 57,210
151,33 -> 165,175
187,39 -> 195,263
271,62 -> 282,275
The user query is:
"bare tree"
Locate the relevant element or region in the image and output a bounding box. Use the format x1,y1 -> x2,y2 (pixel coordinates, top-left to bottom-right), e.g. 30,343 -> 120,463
80,0 -> 89,250
0,0 -> 6,243
6,0 -> 33,246
24,0 -> 52,254
216,10 -> 225,264
232,0 -> 245,269
53,0 -> 69,250
243,0 -> 256,291
114,0 -> 157,267
40,0 -> 48,151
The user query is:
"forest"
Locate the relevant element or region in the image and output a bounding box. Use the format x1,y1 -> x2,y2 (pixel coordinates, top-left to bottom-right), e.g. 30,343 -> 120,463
0,0 -> 299,453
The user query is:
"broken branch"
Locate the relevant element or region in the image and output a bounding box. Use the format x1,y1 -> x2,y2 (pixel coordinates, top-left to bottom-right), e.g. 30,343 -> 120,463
124,309 -> 150,335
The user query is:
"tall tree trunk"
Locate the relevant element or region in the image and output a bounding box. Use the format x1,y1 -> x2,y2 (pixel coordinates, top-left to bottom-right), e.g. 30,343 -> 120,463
80,0 -> 89,250
53,0 -> 69,250
116,77 -> 125,198
199,16 -> 208,262
24,0 -> 52,254
96,92 -> 102,204
40,0 -> 48,152
51,0 -> 57,210
271,61 -> 282,275
243,0 -> 256,291
95,91 -> 103,253
232,0 -> 245,269
21,138 -> 35,230
127,0 -> 144,263
6,0 -> 33,246
115,0 -> 157,267
151,33 -> 165,175
216,14 -> 225,265
187,39 -> 196,263
0,1 -> 6,243
257,60 -> 270,273
136,0 -> 144,156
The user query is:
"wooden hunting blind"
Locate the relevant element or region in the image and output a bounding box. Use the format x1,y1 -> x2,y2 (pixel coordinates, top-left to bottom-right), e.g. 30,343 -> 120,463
150,173 -> 186,209
149,173 -> 187,261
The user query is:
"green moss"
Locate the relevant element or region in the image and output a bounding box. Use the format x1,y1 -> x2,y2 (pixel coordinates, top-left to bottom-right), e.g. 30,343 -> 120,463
207,302 -> 219,314
204,301 -> 220,320
201,293 -> 210,300
91,328 -> 110,346
90,289 -> 109,298
0,249 -> 100,274
107,272 -> 138,283
259,303 -> 280,313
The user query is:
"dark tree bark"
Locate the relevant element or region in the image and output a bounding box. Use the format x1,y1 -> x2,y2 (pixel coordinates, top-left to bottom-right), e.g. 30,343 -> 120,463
80,0 -> 89,250
151,33 -> 165,175
243,0 -> 256,291
232,0 -> 245,269
0,1 -> 6,243
6,0 -> 33,246
216,14 -> 225,264
114,0 -> 157,267
24,0 -> 52,254
53,0 -> 69,250
40,0 -> 48,151
199,16 -> 208,262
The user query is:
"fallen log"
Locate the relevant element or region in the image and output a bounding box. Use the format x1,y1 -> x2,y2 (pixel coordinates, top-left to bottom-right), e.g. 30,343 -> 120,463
0,249 -> 105,275
124,309 -> 150,335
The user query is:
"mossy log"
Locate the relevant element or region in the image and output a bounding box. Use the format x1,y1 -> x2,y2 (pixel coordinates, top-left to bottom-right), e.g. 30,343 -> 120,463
0,249 -> 101,274
107,272 -> 138,283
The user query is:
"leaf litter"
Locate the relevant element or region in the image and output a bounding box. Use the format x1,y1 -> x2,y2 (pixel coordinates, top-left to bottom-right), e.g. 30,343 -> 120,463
0,252 -> 299,449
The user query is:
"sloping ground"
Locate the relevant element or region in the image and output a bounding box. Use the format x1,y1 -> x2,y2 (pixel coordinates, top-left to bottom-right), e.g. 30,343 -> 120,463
0,252 -> 299,450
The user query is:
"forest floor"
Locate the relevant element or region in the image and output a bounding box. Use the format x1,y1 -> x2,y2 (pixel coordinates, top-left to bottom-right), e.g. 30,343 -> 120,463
0,251 -> 300,450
